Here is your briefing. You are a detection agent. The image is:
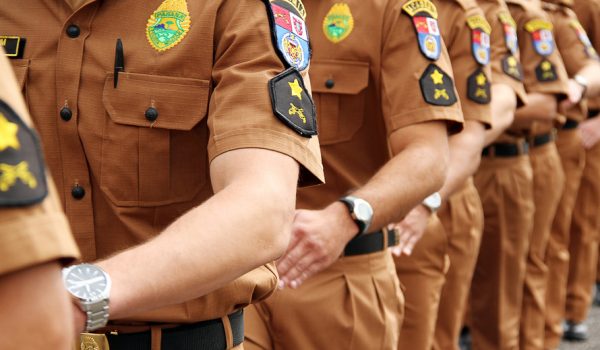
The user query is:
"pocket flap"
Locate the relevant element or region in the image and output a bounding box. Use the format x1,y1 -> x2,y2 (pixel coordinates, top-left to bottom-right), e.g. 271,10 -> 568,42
310,60 -> 369,94
102,72 -> 210,131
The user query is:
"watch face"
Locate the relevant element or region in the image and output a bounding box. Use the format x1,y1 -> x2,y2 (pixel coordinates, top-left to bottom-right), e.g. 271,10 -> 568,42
354,199 -> 374,222
64,264 -> 110,301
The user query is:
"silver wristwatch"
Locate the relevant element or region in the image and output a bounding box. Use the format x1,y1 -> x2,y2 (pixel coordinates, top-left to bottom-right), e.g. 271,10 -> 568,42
62,263 -> 111,332
574,74 -> 589,99
422,192 -> 442,214
339,195 -> 374,235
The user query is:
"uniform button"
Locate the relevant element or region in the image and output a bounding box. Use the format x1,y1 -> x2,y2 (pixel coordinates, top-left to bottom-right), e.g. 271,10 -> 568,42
325,79 -> 335,89
145,107 -> 159,122
60,107 -> 72,121
66,25 -> 80,38
71,185 -> 85,200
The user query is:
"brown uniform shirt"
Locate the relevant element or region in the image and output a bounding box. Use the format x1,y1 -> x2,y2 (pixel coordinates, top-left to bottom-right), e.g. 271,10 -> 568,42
297,0 -> 464,210
436,0 -> 493,126
543,0 -> 599,120
507,0 -> 570,135
0,52 -> 79,276
572,0 -> 600,110
0,0 -> 324,323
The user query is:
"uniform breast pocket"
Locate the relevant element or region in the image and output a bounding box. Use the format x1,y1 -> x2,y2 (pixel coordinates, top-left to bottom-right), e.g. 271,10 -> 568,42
101,72 -> 210,207
310,60 -> 370,145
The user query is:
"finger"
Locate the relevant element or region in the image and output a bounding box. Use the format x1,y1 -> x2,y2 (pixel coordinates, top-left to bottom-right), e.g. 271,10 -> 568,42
279,249 -> 320,285
277,242 -> 306,278
390,246 -> 403,257
290,260 -> 325,288
403,233 -> 421,256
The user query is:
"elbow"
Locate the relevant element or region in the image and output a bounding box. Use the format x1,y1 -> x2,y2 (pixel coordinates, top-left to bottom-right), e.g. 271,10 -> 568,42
426,143 -> 450,193
255,188 -> 296,261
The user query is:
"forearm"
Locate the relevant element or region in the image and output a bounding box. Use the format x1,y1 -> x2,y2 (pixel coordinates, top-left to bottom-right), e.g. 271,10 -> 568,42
515,92 -> 558,122
100,150 -> 297,319
351,122 -> 449,230
439,121 -> 486,200
0,262 -> 74,349
484,84 -> 517,145
577,61 -> 600,98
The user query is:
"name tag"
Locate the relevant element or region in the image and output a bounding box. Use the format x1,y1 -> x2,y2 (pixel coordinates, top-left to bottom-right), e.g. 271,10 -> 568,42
0,36 -> 26,59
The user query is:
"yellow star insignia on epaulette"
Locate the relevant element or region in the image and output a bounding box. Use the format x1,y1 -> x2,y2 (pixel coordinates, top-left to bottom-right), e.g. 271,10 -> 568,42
476,72 -> 487,86
0,113 -> 20,152
289,78 -> 304,100
430,69 -> 444,85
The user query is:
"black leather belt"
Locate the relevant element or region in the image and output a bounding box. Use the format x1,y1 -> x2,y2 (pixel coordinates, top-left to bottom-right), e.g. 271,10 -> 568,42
589,109 -> 599,118
529,132 -> 554,148
562,119 -> 579,129
344,229 -> 398,256
106,310 -> 244,350
482,141 -> 529,157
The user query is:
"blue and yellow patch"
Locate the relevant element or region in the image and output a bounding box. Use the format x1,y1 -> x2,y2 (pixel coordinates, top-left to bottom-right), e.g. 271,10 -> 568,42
467,15 -> 491,66
0,100 -> 47,207
570,20 -> 599,60
498,11 -> 518,55
525,19 -> 555,57
403,0 -> 442,61
265,0 -> 310,71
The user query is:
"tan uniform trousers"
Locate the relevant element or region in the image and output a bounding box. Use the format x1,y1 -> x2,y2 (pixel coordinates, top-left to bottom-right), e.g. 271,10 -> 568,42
245,250 -> 403,350
471,154 -> 534,350
395,215 -> 448,350
544,129 -> 586,349
433,178 -> 484,350
566,137 -> 600,322
520,141 -> 565,350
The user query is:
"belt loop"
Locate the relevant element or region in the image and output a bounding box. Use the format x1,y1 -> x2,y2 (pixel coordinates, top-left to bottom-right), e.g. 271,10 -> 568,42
150,326 -> 162,350
489,145 -> 496,157
221,314 -> 234,349
382,227 -> 389,248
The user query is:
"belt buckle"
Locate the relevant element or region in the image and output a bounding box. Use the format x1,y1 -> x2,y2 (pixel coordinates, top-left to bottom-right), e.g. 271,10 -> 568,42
80,333 -> 110,350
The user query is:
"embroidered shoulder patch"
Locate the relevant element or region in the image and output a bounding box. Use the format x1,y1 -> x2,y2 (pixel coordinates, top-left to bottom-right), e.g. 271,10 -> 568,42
536,59 -> 557,82
323,3 -> 354,44
419,64 -> 457,106
502,54 -> 523,81
467,68 -> 491,104
467,15 -> 491,66
525,19 -> 555,56
264,0 -> 310,71
570,20 -> 599,60
146,0 -> 191,52
0,100 -> 47,207
403,0 -> 442,61
498,11 -> 519,55
269,68 -> 317,137
0,36 -> 26,59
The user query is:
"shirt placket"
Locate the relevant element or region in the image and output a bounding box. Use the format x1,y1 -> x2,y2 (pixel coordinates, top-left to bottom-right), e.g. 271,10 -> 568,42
55,1 -> 99,260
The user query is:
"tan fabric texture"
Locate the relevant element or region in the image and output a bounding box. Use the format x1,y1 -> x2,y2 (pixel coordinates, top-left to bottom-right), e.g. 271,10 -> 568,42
544,129 -> 586,348
433,178 -> 484,350
296,0 -> 463,210
471,154 -> 534,350
396,215 -> 448,350
0,0 -> 326,324
245,251 -> 404,350
394,0 -> 487,348
0,50 -> 79,275
245,0 -> 463,348
565,129 -> 600,322
520,141 -> 565,350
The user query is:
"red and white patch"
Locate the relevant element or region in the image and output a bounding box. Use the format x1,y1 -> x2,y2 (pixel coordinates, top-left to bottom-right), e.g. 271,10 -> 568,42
272,4 -> 292,31
290,12 -> 308,41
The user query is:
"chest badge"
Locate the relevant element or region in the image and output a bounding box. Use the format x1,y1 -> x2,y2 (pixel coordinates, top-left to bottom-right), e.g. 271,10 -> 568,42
403,0 -> 442,61
525,19 -> 555,57
146,0 -> 191,52
323,3 -> 354,44
467,15 -> 491,66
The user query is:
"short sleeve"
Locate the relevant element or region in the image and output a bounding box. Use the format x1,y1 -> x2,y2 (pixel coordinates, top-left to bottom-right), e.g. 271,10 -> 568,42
0,52 -> 80,275
551,9 -> 598,76
380,0 -> 464,134
207,0 -> 324,186
509,3 -> 569,96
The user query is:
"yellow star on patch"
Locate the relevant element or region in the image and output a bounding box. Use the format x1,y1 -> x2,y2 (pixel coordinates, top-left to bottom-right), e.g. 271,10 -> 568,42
289,79 -> 303,100
476,72 -> 487,86
507,56 -> 517,67
430,69 -> 444,85
0,113 -> 20,152
541,61 -> 552,71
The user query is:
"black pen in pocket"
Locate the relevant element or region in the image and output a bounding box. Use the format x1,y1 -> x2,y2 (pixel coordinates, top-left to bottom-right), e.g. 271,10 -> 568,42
114,38 -> 124,88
